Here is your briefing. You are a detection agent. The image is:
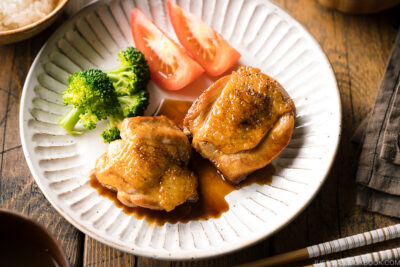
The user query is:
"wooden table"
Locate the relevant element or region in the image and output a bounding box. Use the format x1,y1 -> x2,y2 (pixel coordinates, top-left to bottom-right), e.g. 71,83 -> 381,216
1,0 -> 400,266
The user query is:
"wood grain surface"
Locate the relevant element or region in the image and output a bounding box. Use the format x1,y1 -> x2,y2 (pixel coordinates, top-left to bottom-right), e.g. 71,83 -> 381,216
0,0 -> 399,266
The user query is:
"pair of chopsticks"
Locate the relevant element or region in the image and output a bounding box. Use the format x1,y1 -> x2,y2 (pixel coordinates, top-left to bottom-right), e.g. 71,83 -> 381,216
237,224 -> 400,267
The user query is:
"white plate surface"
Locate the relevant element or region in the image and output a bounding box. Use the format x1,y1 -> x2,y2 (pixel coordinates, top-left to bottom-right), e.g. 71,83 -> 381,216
20,0 -> 341,260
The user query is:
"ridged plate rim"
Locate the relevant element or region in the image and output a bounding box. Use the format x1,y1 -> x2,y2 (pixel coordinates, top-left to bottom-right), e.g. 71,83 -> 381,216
20,0 -> 341,260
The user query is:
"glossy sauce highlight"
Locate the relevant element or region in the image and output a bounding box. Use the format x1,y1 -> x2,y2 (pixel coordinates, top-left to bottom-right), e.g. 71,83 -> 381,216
90,99 -> 274,225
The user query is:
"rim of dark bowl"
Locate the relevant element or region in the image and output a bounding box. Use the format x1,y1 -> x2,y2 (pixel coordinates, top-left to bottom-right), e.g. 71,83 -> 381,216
0,208 -> 69,267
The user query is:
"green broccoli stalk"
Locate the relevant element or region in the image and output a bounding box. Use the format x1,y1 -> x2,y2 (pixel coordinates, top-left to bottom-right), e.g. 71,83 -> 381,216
59,69 -> 120,134
58,107 -> 84,134
106,47 -> 150,96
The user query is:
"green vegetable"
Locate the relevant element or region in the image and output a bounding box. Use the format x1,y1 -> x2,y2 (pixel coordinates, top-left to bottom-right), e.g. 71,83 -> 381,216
106,47 -> 150,96
118,90 -> 149,117
101,117 -> 121,143
59,69 -> 119,134
59,47 -> 151,143
101,47 -> 150,142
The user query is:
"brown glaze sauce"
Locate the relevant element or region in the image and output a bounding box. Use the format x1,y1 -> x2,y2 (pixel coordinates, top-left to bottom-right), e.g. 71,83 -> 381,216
90,99 -> 274,226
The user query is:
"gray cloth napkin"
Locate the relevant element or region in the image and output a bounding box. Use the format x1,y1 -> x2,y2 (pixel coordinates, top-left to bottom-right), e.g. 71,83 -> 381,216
353,28 -> 400,218
380,82 -> 400,164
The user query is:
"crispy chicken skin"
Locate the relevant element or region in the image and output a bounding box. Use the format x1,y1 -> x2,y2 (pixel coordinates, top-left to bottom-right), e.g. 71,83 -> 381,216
95,116 -> 198,212
184,66 -> 296,183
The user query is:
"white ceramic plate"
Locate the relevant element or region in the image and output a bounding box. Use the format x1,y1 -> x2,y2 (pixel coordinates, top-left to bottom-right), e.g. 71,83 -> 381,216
20,0 -> 341,260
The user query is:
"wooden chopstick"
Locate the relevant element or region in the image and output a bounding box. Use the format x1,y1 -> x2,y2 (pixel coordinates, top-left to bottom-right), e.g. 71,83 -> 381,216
305,247 -> 400,267
236,224 -> 400,267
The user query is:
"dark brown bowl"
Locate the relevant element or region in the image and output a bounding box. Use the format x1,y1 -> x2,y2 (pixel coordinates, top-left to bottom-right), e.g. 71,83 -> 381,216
317,0 -> 400,14
0,209 -> 69,267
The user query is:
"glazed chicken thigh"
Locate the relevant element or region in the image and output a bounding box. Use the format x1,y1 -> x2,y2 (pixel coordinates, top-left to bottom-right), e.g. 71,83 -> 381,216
95,116 -> 198,211
184,66 -> 296,184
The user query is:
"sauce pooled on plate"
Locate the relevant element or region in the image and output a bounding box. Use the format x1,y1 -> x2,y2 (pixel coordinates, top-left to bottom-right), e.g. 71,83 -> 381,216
90,99 -> 274,225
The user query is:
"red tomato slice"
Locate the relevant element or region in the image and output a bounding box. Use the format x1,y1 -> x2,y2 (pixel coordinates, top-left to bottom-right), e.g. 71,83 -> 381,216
130,8 -> 204,91
167,1 -> 241,77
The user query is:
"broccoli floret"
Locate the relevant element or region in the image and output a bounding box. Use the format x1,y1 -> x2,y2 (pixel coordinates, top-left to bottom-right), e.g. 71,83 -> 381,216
59,48 -> 151,142
102,126 -> 120,143
101,89 -> 148,142
59,69 -> 120,134
119,47 -> 149,68
118,90 -> 149,117
106,47 -> 150,96
101,117 -> 121,143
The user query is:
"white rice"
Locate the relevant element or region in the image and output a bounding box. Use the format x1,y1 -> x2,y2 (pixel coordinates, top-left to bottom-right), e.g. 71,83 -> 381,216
0,0 -> 57,31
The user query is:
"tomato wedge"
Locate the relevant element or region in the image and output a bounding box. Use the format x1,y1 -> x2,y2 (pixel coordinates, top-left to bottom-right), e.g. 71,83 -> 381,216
167,1 -> 241,77
130,8 -> 204,90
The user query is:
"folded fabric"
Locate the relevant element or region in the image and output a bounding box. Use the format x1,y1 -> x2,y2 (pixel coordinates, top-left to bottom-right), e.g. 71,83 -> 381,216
353,116 -> 400,218
353,29 -> 400,217
380,82 -> 400,164
357,186 -> 400,218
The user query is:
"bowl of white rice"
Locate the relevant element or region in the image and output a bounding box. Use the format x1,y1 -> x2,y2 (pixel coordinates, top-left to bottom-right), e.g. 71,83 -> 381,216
0,0 -> 69,44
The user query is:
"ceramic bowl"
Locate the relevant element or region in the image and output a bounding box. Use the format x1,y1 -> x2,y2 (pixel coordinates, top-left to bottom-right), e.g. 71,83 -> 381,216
317,0 -> 400,14
0,0 -> 69,45
0,209 -> 69,266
